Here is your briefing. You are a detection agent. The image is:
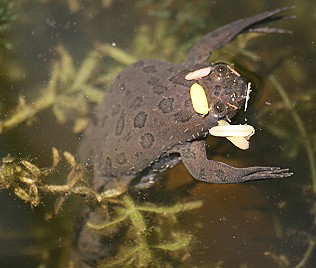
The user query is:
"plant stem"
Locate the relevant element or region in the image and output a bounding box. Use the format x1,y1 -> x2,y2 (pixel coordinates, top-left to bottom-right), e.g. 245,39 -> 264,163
1,92 -> 55,133
269,75 -> 316,192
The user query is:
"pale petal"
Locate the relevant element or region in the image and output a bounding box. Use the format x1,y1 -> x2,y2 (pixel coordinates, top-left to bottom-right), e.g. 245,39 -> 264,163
190,83 -> 209,115
185,67 -> 212,80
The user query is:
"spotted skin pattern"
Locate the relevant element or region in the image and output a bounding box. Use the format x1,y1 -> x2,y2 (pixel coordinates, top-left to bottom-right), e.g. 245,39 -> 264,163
74,7 -> 293,266
80,8 -> 290,191
79,7 -> 293,193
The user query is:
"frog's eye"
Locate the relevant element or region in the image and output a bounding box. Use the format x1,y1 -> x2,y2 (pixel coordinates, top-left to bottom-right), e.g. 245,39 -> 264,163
212,101 -> 226,116
190,83 -> 209,115
214,64 -> 228,75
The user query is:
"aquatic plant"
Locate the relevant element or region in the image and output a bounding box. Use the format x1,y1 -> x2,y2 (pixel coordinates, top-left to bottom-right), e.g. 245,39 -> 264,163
0,147 -> 203,266
88,195 -> 202,267
0,148 -> 98,211
0,1 -> 15,49
0,45 -> 107,134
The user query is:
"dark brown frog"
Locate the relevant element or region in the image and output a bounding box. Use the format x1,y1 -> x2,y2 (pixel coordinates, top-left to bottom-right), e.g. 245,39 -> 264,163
74,7 -> 293,266
79,7 -> 293,192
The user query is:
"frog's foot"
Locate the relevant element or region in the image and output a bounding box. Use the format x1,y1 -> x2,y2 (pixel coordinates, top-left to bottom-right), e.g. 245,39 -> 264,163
131,173 -> 162,190
177,140 -> 292,184
185,6 -> 294,65
220,166 -> 292,183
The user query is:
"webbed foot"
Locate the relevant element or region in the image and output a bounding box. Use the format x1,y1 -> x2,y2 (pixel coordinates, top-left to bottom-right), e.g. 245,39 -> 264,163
218,166 -> 292,183
185,6 -> 294,65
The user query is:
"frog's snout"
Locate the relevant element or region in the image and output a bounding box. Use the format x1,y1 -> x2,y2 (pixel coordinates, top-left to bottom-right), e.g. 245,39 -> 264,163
197,63 -> 249,116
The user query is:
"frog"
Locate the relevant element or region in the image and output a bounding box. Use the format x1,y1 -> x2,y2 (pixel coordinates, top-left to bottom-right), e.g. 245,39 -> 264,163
74,7 -> 293,266
78,6 -> 293,194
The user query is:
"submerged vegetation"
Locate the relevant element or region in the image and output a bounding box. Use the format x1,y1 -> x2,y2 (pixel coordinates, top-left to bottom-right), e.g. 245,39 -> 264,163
1,0 -> 316,267
0,149 -> 202,266
0,45 -> 107,134
90,195 -> 202,267
0,148 -> 96,210
0,1 -> 15,49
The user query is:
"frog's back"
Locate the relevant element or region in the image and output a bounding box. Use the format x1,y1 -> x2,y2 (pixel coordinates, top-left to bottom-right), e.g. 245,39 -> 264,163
89,59 -> 208,179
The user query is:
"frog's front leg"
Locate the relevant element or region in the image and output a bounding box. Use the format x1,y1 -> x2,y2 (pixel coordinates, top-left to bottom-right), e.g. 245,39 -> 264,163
177,140 -> 292,184
185,6 -> 293,65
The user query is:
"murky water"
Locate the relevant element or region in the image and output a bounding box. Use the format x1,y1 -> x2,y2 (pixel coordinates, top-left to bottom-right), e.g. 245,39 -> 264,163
0,0 -> 316,267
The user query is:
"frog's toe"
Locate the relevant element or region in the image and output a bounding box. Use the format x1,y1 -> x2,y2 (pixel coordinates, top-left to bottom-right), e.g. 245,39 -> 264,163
241,166 -> 293,182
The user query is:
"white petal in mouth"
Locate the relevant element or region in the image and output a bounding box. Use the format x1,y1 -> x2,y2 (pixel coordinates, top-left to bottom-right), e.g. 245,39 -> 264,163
209,120 -> 255,150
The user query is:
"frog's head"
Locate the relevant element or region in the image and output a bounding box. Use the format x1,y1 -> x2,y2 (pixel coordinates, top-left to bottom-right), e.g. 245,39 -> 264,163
187,63 -> 249,122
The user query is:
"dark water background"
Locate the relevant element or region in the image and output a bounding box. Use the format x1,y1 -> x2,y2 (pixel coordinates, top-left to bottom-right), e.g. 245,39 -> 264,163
0,0 -> 315,267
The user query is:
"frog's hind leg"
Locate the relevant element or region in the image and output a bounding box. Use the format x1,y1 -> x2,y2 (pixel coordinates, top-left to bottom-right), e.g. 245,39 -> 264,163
185,6 -> 294,65
178,140 -> 293,184
131,153 -> 181,190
